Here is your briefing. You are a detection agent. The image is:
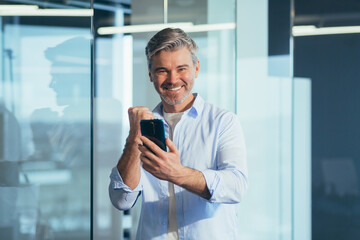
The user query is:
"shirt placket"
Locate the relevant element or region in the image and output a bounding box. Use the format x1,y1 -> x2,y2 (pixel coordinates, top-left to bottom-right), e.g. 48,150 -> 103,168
172,116 -> 185,239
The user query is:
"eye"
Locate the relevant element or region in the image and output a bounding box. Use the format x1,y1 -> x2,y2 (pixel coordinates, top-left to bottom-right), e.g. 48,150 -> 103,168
156,69 -> 167,75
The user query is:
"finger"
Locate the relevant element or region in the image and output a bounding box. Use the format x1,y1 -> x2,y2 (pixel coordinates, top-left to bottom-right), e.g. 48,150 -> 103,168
142,113 -> 154,120
165,138 -> 179,154
140,136 -> 166,158
128,107 -> 154,119
140,154 -> 154,170
140,153 -> 159,172
141,159 -> 156,175
138,145 -> 157,158
140,153 -> 150,164
138,144 -> 148,153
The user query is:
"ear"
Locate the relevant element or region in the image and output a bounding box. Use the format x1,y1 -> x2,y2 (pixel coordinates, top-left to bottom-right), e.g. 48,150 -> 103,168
148,71 -> 153,82
194,60 -> 200,78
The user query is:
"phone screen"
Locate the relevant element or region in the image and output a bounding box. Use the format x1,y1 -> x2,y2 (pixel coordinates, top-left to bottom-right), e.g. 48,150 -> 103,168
140,119 -> 167,151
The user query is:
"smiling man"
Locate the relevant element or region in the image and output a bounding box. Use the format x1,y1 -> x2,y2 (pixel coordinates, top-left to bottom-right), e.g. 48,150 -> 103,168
109,28 -> 248,240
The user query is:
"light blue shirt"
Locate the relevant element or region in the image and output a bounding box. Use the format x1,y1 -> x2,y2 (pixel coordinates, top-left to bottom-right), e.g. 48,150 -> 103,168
109,94 -> 248,240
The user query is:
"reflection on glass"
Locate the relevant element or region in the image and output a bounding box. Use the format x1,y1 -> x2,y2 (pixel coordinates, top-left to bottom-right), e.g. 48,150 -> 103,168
27,37 -> 91,239
0,10 -> 91,240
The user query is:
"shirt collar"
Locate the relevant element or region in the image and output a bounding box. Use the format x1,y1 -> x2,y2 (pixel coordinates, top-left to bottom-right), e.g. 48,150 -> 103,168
152,93 -> 204,119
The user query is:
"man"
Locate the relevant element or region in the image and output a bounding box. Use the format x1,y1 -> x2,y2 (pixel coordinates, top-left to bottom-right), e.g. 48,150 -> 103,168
109,28 -> 248,240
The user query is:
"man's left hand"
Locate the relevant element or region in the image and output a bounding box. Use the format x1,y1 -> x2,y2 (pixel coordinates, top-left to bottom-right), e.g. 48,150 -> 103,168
139,136 -> 185,183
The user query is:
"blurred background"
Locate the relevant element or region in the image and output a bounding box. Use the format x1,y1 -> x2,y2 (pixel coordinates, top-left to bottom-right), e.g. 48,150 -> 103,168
0,0 -> 359,239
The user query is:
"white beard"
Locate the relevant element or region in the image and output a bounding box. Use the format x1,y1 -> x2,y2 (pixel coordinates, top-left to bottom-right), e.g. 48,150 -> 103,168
160,90 -> 191,106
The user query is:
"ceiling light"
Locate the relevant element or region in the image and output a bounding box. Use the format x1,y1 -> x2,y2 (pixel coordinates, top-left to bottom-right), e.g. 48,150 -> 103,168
0,5 -> 93,17
98,22 -> 194,35
182,22 -> 236,33
0,4 -> 39,10
97,22 -> 236,35
293,25 -> 360,36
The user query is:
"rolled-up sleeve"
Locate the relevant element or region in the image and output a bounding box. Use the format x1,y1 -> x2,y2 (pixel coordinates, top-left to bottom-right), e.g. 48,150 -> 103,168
201,113 -> 248,203
109,167 -> 142,210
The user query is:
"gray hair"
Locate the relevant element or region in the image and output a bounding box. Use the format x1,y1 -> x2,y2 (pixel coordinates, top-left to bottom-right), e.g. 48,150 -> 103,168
145,28 -> 198,70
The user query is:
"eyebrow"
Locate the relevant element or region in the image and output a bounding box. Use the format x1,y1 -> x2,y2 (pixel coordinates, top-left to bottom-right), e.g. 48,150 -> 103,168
153,64 -> 189,72
177,64 -> 189,68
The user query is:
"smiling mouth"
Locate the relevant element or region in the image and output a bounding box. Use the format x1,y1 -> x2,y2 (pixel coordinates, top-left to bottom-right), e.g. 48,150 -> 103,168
165,86 -> 182,91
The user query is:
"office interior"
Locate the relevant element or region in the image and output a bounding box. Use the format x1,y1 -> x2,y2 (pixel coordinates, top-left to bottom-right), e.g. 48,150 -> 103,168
0,0 -> 359,239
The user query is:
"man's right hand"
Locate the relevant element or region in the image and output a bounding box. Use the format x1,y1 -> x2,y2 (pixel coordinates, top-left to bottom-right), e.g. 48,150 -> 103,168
117,106 -> 154,190
127,106 -> 154,145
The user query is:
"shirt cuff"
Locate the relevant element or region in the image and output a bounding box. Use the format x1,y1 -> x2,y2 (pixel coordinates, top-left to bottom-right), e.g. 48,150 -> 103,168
201,169 -> 220,203
110,167 -> 142,193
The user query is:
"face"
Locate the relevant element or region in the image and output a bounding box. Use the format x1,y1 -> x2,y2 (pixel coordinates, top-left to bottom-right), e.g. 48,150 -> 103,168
149,47 -> 199,110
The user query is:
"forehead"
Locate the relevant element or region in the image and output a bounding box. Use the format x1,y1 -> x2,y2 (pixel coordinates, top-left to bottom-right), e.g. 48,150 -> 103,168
151,47 -> 193,67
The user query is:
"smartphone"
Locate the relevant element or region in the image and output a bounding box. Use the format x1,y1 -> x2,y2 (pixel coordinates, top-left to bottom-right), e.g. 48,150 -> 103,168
140,119 -> 167,151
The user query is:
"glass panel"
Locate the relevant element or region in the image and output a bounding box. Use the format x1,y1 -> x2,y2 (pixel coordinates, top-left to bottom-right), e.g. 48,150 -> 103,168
293,77 -> 312,240
195,1 -> 236,112
293,0 -> 360,237
93,4 -> 132,240
94,0 -> 236,239
0,2 -> 92,240
236,1 -> 311,239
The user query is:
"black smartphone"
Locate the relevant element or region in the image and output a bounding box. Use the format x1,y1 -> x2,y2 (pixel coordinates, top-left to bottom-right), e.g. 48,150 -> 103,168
140,119 -> 167,151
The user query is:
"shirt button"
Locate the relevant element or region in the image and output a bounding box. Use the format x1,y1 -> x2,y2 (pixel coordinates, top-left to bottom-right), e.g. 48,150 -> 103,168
162,222 -> 166,225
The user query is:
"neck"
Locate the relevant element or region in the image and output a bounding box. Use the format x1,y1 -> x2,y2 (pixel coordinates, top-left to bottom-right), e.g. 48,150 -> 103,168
162,93 -> 195,113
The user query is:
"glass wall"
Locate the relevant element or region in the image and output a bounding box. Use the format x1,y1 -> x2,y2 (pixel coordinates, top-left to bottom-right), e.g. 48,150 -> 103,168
94,0 -> 311,240
0,1 -> 315,240
93,0 -> 237,239
293,1 -> 360,239
0,2 -> 92,240
236,1 -> 311,239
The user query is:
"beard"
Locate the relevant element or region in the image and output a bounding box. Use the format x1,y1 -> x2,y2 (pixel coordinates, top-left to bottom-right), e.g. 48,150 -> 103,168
159,88 -> 192,106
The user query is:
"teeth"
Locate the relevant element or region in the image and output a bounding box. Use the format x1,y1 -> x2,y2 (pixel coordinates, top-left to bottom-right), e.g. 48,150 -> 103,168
168,86 -> 182,91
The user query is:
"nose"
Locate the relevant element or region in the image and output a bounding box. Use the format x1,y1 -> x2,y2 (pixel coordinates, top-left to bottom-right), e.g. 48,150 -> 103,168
167,71 -> 179,84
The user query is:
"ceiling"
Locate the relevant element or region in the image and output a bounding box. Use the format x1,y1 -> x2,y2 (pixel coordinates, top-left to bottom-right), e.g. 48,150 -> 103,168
2,0 -> 360,28
294,0 -> 360,26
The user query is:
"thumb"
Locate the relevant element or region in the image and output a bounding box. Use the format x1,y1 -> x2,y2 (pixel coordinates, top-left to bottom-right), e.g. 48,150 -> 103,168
165,138 -> 178,154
